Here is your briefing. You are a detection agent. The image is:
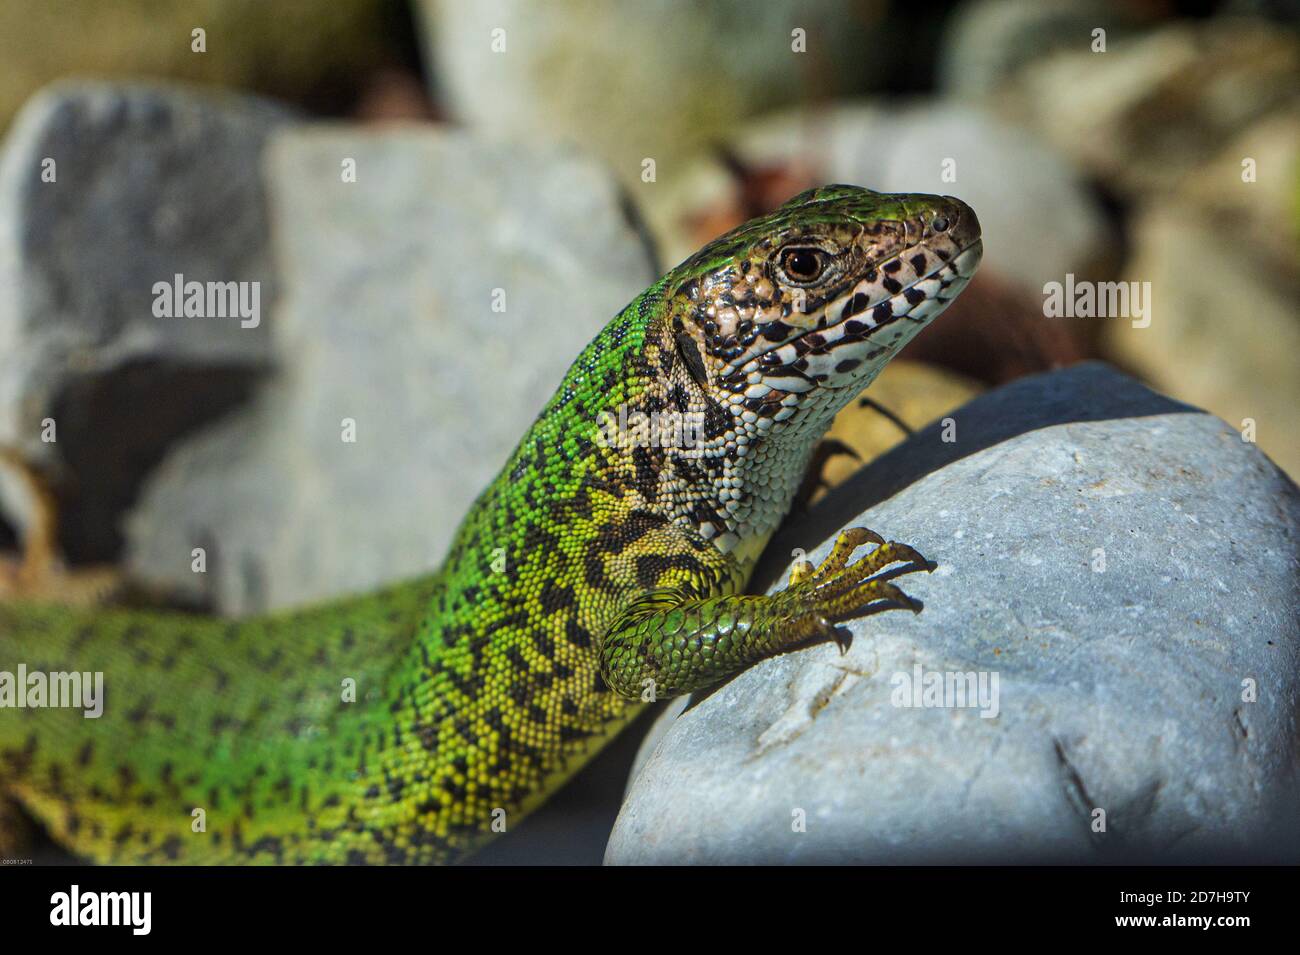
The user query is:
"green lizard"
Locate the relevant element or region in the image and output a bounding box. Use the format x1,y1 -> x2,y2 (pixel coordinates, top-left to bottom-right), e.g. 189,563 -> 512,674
0,184 -> 981,864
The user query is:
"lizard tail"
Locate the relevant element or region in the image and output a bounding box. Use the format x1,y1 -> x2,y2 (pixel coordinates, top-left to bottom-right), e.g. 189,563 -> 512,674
0,579 -> 435,862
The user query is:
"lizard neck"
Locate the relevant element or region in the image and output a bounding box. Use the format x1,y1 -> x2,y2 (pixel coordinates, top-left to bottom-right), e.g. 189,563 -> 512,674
576,309 -> 848,561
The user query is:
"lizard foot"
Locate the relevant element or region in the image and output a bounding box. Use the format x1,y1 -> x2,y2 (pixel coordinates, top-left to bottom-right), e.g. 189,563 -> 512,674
789,526 -> 935,629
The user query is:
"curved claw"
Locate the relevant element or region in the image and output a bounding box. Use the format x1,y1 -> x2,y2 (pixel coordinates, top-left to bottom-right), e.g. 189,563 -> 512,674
813,614 -> 852,654
868,581 -> 922,613
844,526 -> 886,548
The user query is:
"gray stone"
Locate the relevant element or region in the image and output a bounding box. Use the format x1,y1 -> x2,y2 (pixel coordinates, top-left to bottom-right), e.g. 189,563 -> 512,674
124,127 -> 656,614
937,0 -> 1135,98
0,82 -> 293,559
416,0 -> 889,193
1012,20 -> 1300,199
606,363 -> 1300,864
1107,205 -> 1300,482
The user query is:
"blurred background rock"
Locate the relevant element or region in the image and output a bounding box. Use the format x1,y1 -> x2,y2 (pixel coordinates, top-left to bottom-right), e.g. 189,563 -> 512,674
0,0 -> 1296,863
0,0 -> 428,126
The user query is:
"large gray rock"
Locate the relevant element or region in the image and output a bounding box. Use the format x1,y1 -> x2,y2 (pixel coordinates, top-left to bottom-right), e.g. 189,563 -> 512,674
125,127 -> 656,614
0,82 -> 292,559
606,363 -> 1300,864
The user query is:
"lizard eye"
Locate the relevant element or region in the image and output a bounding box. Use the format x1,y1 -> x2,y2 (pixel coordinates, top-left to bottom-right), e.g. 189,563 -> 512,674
777,247 -> 828,285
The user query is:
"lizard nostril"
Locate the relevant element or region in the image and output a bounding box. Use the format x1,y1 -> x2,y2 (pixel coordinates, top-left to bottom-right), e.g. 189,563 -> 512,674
931,215 -> 950,233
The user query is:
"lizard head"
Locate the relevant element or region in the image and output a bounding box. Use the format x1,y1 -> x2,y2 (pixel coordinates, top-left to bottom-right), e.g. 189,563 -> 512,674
667,183 -> 982,411
655,184 -> 982,552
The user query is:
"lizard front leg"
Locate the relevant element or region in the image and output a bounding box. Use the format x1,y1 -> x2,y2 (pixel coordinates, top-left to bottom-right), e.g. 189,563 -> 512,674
599,528 -> 932,699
